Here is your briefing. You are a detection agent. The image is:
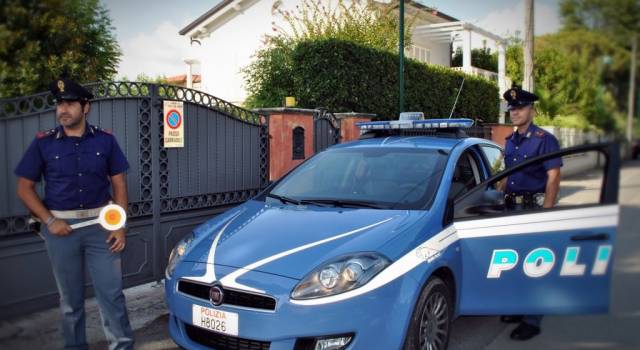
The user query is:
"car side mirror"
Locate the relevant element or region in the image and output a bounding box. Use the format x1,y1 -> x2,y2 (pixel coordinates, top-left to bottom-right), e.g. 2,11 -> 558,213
483,189 -> 505,206
459,188 -> 505,216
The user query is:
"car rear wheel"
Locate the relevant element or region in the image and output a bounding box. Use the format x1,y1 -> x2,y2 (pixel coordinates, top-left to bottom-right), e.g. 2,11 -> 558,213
403,276 -> 453,350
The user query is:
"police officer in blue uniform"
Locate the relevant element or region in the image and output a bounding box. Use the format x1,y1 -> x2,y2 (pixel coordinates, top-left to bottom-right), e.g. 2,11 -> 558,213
499,86 -> 563,341
14,77 -> 134,349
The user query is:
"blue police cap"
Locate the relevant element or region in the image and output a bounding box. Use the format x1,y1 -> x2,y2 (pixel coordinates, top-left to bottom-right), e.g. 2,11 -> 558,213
503,86 -> 538,110
49,77 -> 94,102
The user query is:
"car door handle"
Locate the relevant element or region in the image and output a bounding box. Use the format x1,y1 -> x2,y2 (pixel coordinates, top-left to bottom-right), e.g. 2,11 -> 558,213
570,233 -> 610,241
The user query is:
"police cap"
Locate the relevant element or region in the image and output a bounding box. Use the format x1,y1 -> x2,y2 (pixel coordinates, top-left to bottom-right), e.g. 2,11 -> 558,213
503,86 -> 538,110
49,77 -> 94,102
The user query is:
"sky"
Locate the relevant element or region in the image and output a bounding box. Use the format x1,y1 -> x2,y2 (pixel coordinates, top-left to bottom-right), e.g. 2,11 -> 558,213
103,0 -> 563,79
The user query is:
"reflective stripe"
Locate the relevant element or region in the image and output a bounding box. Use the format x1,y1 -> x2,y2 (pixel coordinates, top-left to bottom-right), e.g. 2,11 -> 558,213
291,204 -> 619,306
219,217 -> 398,293
182,211 -> 244,283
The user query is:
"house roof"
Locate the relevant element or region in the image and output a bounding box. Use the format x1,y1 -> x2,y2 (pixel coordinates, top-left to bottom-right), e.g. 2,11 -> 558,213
179,0 -> 234,36
179,0 -> 458,37
166,74 -> 202,84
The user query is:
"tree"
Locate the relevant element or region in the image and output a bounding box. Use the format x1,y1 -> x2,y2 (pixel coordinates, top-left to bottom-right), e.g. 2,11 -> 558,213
272,0 -> 414,53
244,0 -> 415,108
0,0 -> 121,98
560,0 -> 640,45
506,30 -> 629,131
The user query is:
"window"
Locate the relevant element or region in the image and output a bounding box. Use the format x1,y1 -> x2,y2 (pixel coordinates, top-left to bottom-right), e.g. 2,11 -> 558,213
453,146 -> 617,220
448,151 -> 481,201
479,145 -> 505,176
292,127 -> 305,160
268,148 -> 447,209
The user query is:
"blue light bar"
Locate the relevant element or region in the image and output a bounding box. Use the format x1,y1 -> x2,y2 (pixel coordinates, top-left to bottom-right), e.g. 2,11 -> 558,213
356,118 -> 474,131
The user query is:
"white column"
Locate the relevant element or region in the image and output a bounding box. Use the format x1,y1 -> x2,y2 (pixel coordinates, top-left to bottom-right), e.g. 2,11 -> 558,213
185,61 -> 193,89
462,29 -> 472,73
498,43 -> 507,123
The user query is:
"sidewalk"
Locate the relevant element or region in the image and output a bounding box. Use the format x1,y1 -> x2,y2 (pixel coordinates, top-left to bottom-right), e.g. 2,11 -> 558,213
0,281 -> 176,350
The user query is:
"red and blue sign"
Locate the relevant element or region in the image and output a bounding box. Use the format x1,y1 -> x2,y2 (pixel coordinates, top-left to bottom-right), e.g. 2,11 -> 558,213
166,109 -> 182,129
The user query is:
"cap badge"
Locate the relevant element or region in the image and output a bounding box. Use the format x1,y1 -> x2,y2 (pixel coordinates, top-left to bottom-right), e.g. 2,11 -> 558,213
57,80 -> 65,93
510,89 -> 517,99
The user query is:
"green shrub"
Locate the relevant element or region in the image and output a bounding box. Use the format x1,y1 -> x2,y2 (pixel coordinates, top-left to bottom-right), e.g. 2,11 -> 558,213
246,38 -> 499,121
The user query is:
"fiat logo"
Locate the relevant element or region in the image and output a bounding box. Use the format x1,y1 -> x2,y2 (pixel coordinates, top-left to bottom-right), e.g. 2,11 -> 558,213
209,285 -> 224,306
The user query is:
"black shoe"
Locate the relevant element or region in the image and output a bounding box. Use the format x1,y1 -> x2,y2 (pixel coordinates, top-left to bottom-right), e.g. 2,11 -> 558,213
510,322 -> 541,341
500,315 -> 523,323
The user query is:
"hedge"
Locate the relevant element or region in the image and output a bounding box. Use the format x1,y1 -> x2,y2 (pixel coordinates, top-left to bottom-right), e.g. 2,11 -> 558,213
248,39 -> 499,121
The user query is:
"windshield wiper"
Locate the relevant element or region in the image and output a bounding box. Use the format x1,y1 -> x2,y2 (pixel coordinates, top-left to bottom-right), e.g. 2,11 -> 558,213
266,193 -> 302,205
298,198 -> 388,209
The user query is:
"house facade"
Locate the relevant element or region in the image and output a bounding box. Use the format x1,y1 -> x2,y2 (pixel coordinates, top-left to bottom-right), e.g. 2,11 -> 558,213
179,0 -> 508,114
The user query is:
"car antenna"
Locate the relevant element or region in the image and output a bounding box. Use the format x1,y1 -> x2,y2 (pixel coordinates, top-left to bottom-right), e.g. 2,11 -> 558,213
448,76 -> 465,119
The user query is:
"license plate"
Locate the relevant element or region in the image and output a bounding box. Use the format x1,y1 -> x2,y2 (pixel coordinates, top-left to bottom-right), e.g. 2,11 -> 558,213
192,304 -> 239,336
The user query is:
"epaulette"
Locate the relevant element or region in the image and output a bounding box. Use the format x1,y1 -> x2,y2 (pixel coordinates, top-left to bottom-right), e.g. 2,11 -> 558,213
92,125 -> 112,135
504,132 -> 514,140
99,127 -> 113,135
534,130 -> 546,138
36,128 -> 56,139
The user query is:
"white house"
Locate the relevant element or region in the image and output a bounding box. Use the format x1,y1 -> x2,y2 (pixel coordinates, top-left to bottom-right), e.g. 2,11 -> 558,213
179,0 -> 508,112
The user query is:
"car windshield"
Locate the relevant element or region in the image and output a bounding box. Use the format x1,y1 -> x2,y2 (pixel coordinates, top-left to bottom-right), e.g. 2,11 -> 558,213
267,147 -> 447,210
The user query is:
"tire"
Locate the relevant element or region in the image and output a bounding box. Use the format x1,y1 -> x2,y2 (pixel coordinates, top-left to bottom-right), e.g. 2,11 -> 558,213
403,276 -> 453,350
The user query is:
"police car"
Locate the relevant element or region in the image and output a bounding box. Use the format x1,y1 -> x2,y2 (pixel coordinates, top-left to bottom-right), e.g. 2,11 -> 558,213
164,113 -> 620,350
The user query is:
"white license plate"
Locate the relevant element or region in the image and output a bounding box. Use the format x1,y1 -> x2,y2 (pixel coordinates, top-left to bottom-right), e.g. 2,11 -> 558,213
192,304 -> 239,336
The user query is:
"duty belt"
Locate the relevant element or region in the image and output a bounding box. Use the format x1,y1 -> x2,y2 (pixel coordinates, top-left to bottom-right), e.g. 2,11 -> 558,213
50,207 -> 103,219
505,193 -> 545,209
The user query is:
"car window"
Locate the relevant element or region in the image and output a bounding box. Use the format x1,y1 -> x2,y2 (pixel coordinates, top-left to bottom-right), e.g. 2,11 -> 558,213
267,147 -> 447,210
479,145 -> 505,176
453,147 -> 615,220
448,151 -> 481,201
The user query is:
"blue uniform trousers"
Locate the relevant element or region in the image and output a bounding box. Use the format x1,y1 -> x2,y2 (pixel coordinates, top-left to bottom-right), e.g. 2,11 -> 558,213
40,218 -> 134,350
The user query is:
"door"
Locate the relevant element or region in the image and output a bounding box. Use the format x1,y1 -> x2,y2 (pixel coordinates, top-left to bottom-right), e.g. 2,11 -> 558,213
454,143 -> 620,315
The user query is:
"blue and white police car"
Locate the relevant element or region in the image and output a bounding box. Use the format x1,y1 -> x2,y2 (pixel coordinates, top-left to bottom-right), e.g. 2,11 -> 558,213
165,113 -> 620,350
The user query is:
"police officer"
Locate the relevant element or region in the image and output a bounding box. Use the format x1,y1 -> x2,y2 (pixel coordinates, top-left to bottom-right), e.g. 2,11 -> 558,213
499,86 -> 563,341
14,77 -> 134,349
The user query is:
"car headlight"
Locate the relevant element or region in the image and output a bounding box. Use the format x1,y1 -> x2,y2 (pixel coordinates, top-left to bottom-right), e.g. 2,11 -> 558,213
291,252 -> 390,300
166,232 -> 195,278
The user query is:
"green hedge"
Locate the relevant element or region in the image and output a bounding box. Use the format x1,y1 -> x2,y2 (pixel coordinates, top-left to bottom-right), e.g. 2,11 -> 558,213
248,39 -> 499,121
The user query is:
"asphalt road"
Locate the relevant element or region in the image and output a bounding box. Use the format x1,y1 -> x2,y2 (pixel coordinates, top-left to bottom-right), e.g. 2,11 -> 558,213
1,160 -> 639,350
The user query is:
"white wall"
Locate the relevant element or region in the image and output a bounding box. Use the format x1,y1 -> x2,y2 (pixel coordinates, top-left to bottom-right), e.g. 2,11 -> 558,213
410,35 -> 450,66
191,0 -> 275,104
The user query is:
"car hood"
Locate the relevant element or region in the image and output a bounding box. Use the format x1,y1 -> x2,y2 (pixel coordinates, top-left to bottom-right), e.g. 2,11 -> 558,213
183,200 -> 429,280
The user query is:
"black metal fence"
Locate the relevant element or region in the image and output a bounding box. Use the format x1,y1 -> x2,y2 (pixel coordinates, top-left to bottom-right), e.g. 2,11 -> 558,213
313,109 -> 340,152
0,82 -> 268,319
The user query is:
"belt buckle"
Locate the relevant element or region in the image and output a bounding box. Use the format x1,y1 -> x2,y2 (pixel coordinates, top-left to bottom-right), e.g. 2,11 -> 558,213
76,210 -> 89,219
515,196 -> 523,204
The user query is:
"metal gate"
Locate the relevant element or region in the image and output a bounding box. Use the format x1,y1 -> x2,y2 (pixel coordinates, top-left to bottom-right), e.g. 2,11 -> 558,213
0,82 -> 268,319
313,109 -> 340,152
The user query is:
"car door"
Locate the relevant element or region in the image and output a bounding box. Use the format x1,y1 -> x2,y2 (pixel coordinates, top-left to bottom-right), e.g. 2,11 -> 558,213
453,142 -> 620,315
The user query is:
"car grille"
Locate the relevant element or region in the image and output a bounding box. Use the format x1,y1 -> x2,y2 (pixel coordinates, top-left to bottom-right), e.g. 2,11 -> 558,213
178,280 -> 277,311
185,324 -> 270,350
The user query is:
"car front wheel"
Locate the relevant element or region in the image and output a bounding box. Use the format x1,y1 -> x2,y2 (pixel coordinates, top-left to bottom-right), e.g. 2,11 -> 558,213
403,276 -> 453,350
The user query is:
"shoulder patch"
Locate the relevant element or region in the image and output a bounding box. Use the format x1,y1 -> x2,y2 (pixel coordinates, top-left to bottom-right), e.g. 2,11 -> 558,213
535,130 -> 546,138
36,129 -> 55,139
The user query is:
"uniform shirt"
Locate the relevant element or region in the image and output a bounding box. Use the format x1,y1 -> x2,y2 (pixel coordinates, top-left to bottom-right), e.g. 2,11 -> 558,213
505,124 -> 562,195
14,123 -> 129,210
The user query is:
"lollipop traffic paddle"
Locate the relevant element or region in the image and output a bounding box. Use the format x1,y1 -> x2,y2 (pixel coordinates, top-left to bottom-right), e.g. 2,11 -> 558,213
69,204 -> 127,231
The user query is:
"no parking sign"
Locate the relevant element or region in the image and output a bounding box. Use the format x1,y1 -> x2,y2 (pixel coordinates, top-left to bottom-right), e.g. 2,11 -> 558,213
164,100 -> 184,148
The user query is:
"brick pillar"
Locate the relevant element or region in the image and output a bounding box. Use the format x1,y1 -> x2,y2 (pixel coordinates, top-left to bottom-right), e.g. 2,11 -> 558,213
487,123 -> 515,148
255,108 -> 315,181
335,112 -> 377,143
